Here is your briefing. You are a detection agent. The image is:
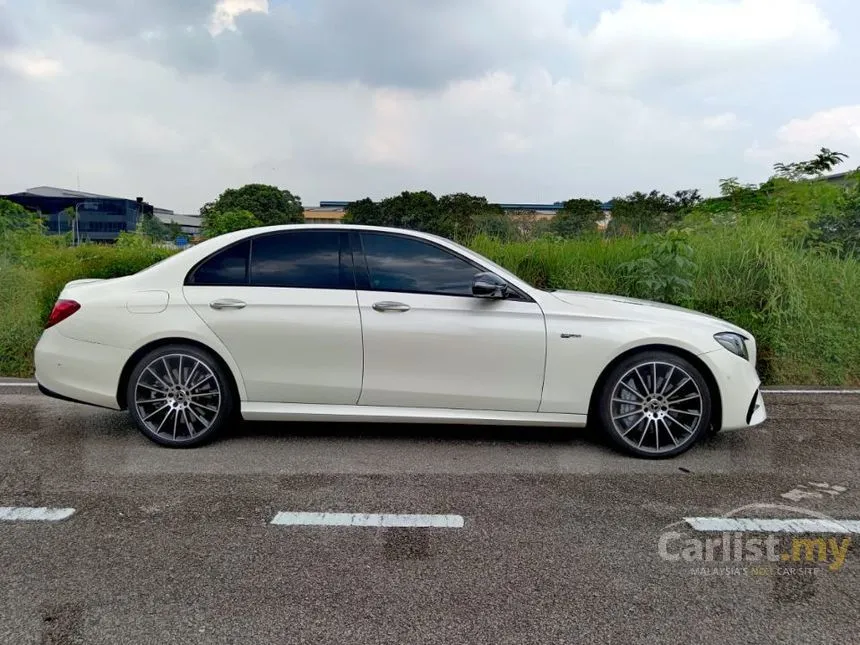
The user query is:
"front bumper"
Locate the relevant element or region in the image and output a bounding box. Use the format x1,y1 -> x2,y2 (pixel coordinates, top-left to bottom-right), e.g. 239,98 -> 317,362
698,348 -> 767,432
34,327 -> 128,410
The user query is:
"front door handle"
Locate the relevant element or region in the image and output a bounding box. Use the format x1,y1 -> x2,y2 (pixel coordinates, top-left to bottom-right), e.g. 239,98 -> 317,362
210,299 -> 246,310
372,301 -> 411,313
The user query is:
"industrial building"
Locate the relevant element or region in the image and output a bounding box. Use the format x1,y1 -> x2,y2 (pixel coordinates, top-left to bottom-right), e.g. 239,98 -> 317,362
1,186 -> 201,242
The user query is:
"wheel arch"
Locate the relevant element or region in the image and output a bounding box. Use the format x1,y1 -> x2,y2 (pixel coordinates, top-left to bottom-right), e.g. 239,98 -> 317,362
116,337 -> 243,411
586,343 -> 723,433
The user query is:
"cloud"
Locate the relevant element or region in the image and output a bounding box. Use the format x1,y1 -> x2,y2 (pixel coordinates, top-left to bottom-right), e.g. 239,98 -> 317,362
746,105 -> 860,170
0,0 -> 856,214
702,113 -> 745,132
1,52 -> 63,79
44,0 -> 580,90
0,29 -> 751,213
581,0 -> 837,92
208,0 -> 269,35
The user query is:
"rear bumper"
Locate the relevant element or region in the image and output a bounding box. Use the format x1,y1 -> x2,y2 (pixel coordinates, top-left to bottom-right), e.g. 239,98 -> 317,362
34,328 -> 128,410
698,348 -> 767,432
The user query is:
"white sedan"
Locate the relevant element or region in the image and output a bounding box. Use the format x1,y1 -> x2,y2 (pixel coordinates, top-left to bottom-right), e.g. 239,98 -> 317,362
34,224 -> 766,458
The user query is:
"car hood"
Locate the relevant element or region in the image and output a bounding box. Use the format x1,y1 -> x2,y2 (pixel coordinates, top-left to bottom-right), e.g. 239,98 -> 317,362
547,289 -> 749,336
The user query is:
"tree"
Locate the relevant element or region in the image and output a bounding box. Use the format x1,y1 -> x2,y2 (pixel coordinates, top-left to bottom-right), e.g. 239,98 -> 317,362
673,189 -> 703,209
201,184 -> 304,229
0,199 -> 45,262
551,199 -> 603,238
167,221 -> 183,240
773,148 -> 850,180
606,191 -> 682,235
345,191 -> 506,242
343,198 -> 386,226
203,209 -> 262,237
0,199 -> 42,235
437,193 -> 504,242
380,190 -> 439,233
137,214 -> 171,241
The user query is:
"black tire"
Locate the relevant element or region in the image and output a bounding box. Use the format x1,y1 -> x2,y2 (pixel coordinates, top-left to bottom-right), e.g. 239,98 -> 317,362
126,344 -> 235,448
597,351 -> 712,459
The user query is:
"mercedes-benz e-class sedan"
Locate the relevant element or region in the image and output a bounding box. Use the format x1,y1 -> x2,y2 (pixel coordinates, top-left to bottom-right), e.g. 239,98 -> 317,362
34,224 -> 766,458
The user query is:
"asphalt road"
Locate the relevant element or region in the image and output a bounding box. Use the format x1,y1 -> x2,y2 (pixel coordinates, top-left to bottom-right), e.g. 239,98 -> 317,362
0,382 -> 858,645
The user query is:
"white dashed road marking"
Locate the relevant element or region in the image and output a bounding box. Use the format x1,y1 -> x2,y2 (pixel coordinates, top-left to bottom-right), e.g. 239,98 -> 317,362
685,517 -> 860,533
0,507 -> 76,521
270,512 -> 465,528
763,389 -> 860,395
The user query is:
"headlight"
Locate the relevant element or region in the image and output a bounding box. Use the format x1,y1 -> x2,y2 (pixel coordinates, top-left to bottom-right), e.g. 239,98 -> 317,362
714,332 -> 749,360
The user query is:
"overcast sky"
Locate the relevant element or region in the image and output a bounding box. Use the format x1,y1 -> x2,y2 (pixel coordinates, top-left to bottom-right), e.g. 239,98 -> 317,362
1,0 -> 859,213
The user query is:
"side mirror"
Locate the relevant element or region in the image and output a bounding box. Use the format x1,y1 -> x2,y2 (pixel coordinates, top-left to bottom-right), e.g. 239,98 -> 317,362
472,272 -> 509,299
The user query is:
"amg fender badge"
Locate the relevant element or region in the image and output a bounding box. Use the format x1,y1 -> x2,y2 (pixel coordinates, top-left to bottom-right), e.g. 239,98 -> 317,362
561,333 -> 582,339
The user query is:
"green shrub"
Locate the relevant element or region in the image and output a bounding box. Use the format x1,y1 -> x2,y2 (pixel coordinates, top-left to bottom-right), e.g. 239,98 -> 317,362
33,243 -> 176,323
0,263 -> 44,377
618,229 -> 696,304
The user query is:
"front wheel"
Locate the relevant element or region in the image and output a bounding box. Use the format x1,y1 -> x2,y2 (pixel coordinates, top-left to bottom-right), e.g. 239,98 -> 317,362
597,351 -> 712,459
126,344 -> 235,448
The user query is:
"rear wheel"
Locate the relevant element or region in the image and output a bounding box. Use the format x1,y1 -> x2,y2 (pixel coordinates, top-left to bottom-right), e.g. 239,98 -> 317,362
597,351 -> 712,459
126,344 -> 235,448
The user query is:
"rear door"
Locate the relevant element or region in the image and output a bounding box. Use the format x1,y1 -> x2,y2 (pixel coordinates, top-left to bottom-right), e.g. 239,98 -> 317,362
182,229 -> 363,405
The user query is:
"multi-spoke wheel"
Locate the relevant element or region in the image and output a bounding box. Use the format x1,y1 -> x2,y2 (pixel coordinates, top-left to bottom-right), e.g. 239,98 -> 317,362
597,351 -> 712,459
126,345 -> 235,447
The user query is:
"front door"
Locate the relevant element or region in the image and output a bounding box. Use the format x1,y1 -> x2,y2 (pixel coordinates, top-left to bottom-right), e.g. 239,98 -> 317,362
353,231 -> 547,412
182,229 -> 363,405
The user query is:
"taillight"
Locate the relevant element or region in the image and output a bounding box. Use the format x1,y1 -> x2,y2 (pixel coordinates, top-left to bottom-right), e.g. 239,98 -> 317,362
45,299 -> 81,329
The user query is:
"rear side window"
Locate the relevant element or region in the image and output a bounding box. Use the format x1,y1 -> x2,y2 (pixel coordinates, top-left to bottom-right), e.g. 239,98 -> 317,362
250,231 -> 352,289
187,240 -> 250,286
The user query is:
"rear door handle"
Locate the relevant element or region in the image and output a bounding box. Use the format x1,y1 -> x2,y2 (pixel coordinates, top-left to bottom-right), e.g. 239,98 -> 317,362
210,299 -> 246,310
372,301 -> 411,313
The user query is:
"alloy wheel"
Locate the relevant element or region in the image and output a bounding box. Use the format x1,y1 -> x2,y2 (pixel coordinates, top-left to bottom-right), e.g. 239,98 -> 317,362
132,353 -> 222,443
609,361 -> 704,456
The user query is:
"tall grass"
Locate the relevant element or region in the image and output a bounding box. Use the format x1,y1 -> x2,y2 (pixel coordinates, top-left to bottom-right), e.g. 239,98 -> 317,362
0,241 -> 175,377
0,262 -> 44,377
474,220 -> 860,385
1,223 -> 858,384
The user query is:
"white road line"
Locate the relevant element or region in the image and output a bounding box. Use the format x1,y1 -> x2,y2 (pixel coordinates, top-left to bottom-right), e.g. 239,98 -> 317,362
0,507 -> 76,521
763,389 -> 860,395
0,383 -> 38,387
270,512 -> 465,528
685,517 -> 860,533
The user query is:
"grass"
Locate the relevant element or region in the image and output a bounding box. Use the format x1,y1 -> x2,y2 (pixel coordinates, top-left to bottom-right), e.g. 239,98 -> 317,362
1,222 -> 858,385
473,221 -> 860,386
0,263 -> 45,377
0,240 -> 175,377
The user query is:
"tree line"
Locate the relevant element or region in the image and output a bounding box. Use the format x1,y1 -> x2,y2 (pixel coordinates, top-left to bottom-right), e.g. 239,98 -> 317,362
197,182 -> 708,243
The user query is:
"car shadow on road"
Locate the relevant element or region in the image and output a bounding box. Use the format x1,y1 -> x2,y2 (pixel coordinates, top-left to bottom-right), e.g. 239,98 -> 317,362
226,419 -> 608,448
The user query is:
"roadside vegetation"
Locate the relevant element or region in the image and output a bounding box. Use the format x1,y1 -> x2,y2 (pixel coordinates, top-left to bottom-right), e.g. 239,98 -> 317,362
1,149 -> 859,384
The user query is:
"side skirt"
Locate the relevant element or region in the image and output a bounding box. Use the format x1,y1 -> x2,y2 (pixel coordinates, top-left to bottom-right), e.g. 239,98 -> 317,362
240,402 -> 587,427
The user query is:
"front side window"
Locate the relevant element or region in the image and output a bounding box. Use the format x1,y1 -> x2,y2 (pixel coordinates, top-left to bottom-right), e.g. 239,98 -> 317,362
187,240 -> 250,286
250,231 -> 350,289
359,232 -> 479,296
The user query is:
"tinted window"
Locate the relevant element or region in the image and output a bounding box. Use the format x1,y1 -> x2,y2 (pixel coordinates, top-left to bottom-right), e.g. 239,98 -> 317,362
188,240 -> 250,286
360,233 -> 478,296
250,231 -> 350,289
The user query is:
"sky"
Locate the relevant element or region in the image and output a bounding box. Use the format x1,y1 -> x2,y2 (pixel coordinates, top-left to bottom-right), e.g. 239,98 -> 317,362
1,0 -> 859,213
